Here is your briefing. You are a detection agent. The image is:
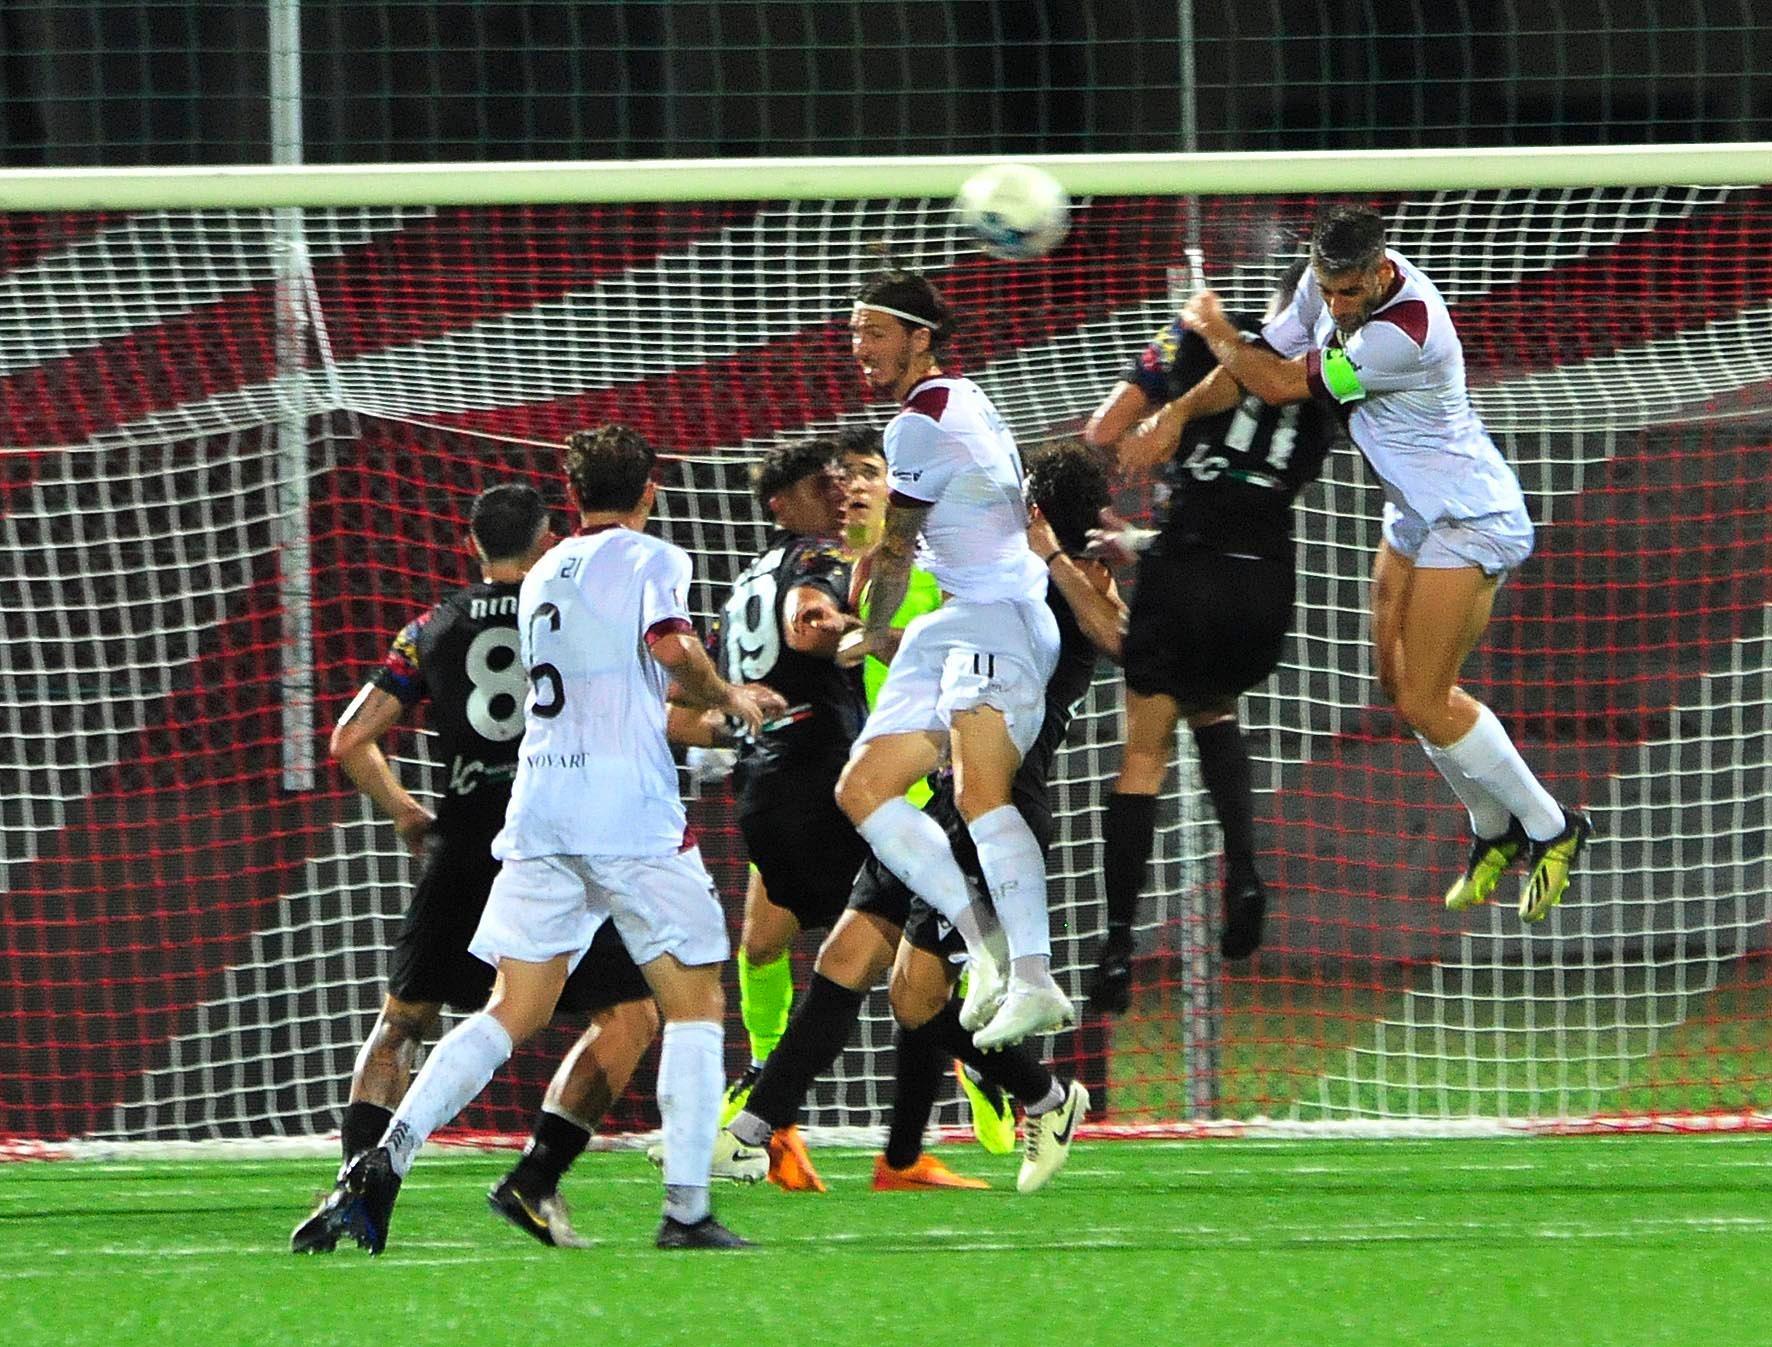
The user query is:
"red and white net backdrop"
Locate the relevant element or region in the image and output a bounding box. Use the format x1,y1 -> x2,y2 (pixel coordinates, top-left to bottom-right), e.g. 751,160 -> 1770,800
1,189 -> 1767,1146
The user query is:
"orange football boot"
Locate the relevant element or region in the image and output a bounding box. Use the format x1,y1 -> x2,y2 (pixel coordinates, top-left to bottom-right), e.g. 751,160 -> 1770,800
767,1125 -> 826,1193
870,1153 -> 990,1191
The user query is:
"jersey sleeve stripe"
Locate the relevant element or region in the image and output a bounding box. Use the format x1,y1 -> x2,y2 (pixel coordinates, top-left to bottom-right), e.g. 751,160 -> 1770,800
644,616 -> 696,647
887,487 -> 936,507
1305,348 -> 1332,403
1372,298 -> 1430,348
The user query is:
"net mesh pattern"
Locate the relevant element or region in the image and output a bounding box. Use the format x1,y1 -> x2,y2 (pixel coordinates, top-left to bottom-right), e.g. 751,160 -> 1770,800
1,187 -> 1767,1141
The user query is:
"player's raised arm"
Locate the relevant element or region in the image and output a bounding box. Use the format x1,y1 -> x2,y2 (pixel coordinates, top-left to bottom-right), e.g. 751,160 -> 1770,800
1182,289 -> 1312,405
1086,312 -> 1242,471
1029,503 -> 1126,663
330,633 -> 435,856
1117,366 -> 1243,473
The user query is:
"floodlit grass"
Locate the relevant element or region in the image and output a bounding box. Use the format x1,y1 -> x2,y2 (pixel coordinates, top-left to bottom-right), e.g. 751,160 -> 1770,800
2,1139 -> 1768,1347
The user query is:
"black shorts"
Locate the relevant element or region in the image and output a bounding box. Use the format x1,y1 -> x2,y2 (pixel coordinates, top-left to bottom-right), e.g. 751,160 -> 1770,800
387,833 -> 650,1016
844,782 -> 1052,958
740,791 -> 869,933
387,832 -> 501,1011
1123,542 -> 1294,705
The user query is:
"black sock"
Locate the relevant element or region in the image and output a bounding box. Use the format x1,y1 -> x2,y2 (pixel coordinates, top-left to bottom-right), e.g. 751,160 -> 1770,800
1192,718 -> 1258,876
510,1108 -> 592,1195
339,1100 -> 393,1165
917,1002 -> 1054,1105
883,1022 -> 948,1170
744,973 -> 866,1129
1103,792 -> 1159,945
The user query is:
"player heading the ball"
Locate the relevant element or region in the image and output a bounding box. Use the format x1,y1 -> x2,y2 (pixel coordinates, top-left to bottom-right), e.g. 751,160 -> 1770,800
836,267 -> 1072,1050
1182,206 -> 1591,921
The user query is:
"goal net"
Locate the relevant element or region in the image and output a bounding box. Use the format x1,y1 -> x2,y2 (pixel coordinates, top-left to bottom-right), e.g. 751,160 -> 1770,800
2,156 -> 1768,1147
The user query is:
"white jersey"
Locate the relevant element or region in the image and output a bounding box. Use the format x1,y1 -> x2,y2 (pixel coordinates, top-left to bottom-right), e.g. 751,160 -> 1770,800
1261,249 -> 1525,528
883,376 -> 1047,604
493,526 -> 693,861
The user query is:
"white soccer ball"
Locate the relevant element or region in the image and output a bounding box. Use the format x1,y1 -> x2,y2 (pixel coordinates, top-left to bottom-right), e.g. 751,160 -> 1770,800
954,163 -> 1070,261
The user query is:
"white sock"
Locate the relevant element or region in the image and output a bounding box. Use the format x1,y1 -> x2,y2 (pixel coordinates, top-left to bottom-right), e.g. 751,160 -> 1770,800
857,796 -> 998,956
382,1012 -> 513,1178
1417,732 -> 1511,839
1024,1078 -> 1066,1117
657,1019 -> 722,1223
966,804 -> 1052,969
1438,705 -> 1565,842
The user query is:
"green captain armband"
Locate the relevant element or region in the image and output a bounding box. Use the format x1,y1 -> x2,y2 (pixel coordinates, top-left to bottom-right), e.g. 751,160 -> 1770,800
1321,346 -> 1366,404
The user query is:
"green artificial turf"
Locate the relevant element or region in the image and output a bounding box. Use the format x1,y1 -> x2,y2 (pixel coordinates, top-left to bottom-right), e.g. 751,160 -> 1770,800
3,1138 -> 1767,1347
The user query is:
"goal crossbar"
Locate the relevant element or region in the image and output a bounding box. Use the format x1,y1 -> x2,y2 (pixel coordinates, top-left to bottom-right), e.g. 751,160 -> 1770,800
3,143 -> 1771,211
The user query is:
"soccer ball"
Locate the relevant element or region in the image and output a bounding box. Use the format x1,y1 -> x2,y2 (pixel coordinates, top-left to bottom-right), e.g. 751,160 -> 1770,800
954,163 -> 1070,261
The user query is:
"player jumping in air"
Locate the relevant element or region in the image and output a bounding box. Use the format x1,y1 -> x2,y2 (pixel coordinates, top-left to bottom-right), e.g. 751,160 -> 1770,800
837,268 -> 1070,1050
1182,206 -> 1592,921
316,425 -> 783,1254
719,440 -> 1119,1191
1079,261 -> 1339,1010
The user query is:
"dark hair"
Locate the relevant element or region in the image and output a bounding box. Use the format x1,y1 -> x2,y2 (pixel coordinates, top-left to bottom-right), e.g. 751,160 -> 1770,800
469,483 -> 550,562
1025,440 -> 1110,556
563,423 -> 656,512
1310,205 -> 1387,275
1267,257 -> 1311,321
751,438 -> 839,510
854,268 -> 955,351
834,424 -> 885,461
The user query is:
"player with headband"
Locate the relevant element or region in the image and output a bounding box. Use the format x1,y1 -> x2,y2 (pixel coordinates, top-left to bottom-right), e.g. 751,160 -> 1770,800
835,268 -> 1071,1050
1181,205 -> 1591,922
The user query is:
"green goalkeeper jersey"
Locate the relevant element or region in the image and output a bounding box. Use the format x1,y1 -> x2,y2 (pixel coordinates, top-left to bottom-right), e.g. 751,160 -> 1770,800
858,565 -> 943,808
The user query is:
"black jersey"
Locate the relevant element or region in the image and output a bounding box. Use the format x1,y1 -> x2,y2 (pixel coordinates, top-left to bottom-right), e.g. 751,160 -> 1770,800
1124,316 -> 1337,561
716,530 -> 868,813
370,579 -> 524,838
1013,583 -> 1100,817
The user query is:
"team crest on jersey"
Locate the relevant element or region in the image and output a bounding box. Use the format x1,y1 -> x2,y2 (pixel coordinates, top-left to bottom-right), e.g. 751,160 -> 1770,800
1142,320 -> 1182,372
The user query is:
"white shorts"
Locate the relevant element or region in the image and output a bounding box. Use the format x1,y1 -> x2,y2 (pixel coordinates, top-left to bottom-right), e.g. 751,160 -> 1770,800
854,597 -> 1060,759
469,845 -> 729,973
1383,502 -> 1535,577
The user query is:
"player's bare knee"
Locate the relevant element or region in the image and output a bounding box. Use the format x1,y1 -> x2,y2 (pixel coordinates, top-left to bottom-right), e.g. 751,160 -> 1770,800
887,967 -> 945,1030
814,913 -> 893,990
954,775 -> 1012,823
834,759 -> 884,823
650,963 -> 724,1024
605,995 -> 661,1043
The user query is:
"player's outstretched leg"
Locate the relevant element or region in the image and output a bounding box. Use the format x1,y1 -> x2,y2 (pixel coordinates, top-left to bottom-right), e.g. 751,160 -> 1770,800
1519,807 -> 1593,922
290,998 -> 432,1253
